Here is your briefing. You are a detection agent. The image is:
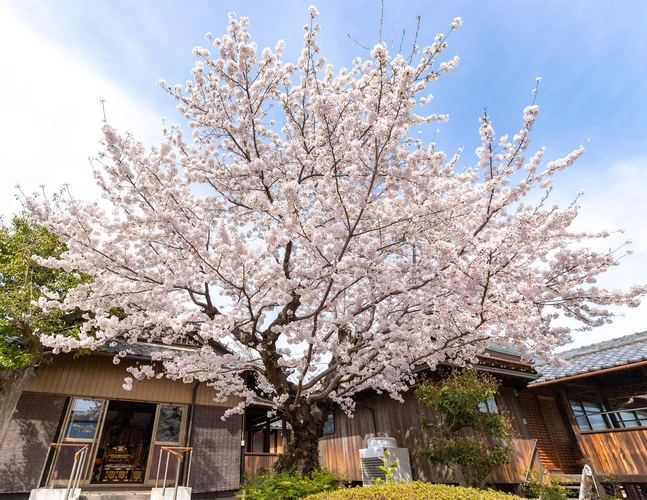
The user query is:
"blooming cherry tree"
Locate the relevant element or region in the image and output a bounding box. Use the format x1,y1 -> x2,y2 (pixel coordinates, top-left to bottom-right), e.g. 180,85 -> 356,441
25,8 -> 645,474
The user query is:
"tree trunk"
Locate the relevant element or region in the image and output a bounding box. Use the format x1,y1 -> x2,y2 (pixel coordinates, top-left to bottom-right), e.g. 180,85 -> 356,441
0,364 -> 36,445
274,398 -> 332,476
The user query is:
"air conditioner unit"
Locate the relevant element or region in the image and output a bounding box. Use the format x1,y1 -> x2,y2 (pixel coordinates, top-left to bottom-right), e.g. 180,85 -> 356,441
359,437 -> 413,486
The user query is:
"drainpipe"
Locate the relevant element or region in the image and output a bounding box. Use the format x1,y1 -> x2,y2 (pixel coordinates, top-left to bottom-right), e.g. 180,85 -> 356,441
182,381 -> 200,485
240,409 -> 246,486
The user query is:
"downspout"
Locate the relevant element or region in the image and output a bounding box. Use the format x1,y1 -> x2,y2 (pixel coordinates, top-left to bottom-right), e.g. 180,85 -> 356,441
183,381 -> 200,486
240,409 -> 246,486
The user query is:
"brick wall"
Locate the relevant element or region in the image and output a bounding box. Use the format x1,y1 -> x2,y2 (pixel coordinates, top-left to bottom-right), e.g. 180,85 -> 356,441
0,393 -> 67,493
189,405 -> 242,493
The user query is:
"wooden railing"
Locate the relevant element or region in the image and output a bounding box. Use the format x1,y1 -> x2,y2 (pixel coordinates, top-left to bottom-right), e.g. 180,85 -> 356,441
244,453 -> 280,477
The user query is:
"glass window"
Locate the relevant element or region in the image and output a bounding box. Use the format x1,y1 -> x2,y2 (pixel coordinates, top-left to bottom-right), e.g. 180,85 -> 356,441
569,400 -> 611,431
323,413 -> 335,435
478,397 -> 499,414
155,405 -> 184,443
616,409 -> 647,428
65,398 -> 104,441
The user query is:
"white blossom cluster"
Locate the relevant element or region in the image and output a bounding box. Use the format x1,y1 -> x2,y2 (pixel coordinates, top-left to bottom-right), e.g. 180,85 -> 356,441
24,8 -> 645,420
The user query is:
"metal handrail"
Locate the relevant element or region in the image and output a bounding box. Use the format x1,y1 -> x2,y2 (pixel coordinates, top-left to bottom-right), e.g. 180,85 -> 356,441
155,446 -> 193,500
39,443 -> 88,500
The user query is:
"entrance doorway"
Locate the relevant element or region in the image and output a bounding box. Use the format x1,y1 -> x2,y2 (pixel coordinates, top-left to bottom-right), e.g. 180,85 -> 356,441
92,400 -> 156,483
48,397 -> 188,487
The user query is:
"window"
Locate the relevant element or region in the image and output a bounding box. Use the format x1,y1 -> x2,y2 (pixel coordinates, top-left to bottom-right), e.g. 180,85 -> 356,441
155,405 -> 184,443
569,401 -> 612,431
64,398 -> 104,441
478,397 -> 499,414
616,409 -> 647,428
323,413 -> 335,435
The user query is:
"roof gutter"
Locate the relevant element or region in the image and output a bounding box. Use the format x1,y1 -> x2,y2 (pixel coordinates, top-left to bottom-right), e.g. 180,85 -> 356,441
476,365 -> 540,380
530,359 -> 647,387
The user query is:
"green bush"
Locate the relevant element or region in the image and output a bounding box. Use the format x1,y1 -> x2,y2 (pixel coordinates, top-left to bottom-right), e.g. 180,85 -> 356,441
523,470 -> 577,499
236,469 -> 343,500
304,481 -> 523,500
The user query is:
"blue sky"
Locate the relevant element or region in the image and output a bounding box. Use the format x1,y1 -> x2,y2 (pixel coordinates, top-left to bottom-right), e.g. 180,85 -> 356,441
1,0 -> 646,349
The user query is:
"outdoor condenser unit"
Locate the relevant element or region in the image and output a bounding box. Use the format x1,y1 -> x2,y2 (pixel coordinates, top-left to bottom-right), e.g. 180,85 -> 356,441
359,437 -> 413,486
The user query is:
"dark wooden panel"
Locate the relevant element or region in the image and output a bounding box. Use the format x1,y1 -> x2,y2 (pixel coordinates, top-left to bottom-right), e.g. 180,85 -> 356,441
519,392 -> 581,472
580,429 -> 647,476
319,404 -> 375,480
322,389 -> 537,484
519,392 -> 561,469
498,387 -> 532,439
488,438 -> 536,484
537,395 -> 581,472
244,453 -> 279,476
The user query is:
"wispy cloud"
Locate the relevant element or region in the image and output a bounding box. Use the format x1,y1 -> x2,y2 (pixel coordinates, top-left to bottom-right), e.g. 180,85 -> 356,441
0,2 -> 164,219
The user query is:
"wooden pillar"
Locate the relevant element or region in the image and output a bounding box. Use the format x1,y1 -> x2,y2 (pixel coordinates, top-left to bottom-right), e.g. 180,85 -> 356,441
264,419 -> 271,453
282,416 -> 287,454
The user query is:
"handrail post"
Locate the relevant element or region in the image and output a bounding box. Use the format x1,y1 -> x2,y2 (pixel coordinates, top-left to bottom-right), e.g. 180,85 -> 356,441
173,455 -> 182,500
72,447 -> 87,495
162,450 -> 171,496
156,448 -> 162,489
64,452 -> 79,500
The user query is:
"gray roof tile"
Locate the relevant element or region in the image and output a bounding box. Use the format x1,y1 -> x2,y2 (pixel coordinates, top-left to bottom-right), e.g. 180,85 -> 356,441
531,331 -> 647,385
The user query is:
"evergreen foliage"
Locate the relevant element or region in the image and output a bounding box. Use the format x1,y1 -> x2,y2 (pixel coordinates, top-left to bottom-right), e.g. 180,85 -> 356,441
237,469 -> 343,500
416,369 -> 513,488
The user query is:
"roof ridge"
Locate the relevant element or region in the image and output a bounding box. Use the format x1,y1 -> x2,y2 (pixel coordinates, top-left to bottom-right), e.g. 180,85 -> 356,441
557,330 -> 647,360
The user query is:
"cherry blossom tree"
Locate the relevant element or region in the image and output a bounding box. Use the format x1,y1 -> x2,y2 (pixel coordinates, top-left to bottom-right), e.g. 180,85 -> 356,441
24,7 -> 645,474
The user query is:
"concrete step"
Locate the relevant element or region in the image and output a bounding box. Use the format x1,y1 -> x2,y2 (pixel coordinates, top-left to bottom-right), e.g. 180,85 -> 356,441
80,490 -> 151,500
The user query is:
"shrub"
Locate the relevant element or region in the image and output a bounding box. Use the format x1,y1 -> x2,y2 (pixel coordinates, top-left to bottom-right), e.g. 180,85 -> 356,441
304,481 -> 523,499
523,470 -> 577,499
416,370 -> 513,488
236,469 -> 343,500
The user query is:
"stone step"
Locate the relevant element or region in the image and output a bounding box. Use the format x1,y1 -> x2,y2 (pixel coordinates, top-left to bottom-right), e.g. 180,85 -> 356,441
80,490 -> 152,500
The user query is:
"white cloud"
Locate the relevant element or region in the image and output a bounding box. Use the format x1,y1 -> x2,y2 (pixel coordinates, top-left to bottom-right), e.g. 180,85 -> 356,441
0,2 -> 164,220
553,158 -> 647,349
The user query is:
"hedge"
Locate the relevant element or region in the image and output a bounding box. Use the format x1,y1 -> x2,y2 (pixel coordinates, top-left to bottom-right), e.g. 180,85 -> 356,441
304,482 -> 522,500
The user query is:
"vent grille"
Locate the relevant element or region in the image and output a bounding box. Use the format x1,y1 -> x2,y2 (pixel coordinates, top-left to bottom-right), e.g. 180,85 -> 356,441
360,457 -> 386,485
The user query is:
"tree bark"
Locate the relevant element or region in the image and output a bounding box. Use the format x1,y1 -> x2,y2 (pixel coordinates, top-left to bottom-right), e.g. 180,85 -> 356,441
0,364 -> 36,445
274,398 -> 332,476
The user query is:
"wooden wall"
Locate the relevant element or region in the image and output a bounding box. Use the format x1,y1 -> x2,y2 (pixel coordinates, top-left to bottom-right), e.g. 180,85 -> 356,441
579,429 -> 647,479
519,391 -> 581,473
244,453 -> 280,476
25,353 -> 240,407
319,388 -> 536,484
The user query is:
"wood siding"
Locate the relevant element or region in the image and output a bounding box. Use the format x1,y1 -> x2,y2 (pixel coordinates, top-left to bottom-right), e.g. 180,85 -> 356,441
579,429 -> 647,477
25,353 -> 239,407
319,390 -> 536,484
244,453 -> 279,476
519,392 -> 581,472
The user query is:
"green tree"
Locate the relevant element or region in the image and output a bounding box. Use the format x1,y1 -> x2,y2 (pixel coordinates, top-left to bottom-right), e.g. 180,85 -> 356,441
416,369 -> 513,488
0,216 -> 85,443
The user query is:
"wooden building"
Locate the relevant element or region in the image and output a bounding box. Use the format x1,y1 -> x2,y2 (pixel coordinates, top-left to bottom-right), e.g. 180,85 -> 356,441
317,347 -> 540,493
521,331 -> 647,499
8,332 -> 647,498
0,339 -> 243,495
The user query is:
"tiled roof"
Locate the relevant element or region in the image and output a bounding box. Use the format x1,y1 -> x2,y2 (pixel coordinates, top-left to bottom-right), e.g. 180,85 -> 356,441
99,338 -> 198,358
531,331 -> 647,385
